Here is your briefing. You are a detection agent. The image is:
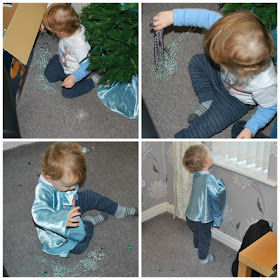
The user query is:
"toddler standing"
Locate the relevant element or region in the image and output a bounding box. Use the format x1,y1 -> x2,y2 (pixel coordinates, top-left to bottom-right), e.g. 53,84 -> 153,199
183,145 -> 226,263
42,4 -> 99,98
153,9 -> 277,138
31,142 -> 138,257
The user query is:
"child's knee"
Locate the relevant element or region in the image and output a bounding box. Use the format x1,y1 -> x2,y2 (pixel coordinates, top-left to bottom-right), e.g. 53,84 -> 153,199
44,55 -> 62,83
44,68 -> 56,83
62,89 -> 76,99
188,54 -> 204,71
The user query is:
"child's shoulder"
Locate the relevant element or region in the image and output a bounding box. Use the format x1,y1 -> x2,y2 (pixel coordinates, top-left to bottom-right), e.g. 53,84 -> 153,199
195,171 -> 218,181
194,171 -> 212,177
35,176 -> 55,193
249,62 -> 276,87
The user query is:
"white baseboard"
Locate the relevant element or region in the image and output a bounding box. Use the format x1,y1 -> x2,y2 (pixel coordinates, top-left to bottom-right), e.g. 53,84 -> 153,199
142,203 -> 241,252
211,227 -> 241,251
142,202 -> 174,222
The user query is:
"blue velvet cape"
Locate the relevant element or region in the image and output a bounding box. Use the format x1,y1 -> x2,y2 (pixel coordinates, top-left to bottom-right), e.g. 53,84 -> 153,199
31,175 -> 86,257
186,171 -> 226,227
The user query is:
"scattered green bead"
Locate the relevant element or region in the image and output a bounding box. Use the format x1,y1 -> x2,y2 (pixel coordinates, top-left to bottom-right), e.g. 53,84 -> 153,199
158,269 -> 161,272
127,245 -> 131,249
81,147 -> 89,154
28,162 -> 31,165
18,184 -> 23,187
171,269 -> 175,271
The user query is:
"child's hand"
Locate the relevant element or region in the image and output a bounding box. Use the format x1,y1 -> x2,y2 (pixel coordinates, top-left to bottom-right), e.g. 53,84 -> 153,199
67,206 -> 81,228
236,128 -> 253,139
62,75 -> 76,88
152,10 -> 174,31
39,22 -> 45,33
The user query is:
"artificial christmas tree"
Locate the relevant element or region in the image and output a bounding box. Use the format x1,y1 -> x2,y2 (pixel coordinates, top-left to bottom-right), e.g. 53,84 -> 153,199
81,3 -> 138,85
222,3 -> 276,30
80,3 -> 138,119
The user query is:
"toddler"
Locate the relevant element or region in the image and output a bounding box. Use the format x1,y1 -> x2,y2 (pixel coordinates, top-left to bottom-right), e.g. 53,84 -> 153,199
42,4 -> 98,98
31,142 -> 138,257
153,9 -> 277,138
183,145 -> 226,263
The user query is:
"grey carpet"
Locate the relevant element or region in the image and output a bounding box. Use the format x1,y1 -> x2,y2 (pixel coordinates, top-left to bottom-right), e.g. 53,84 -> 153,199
3,142 -> 138,277
142,3 -> 275,138
16,32 -> 138,138
142,212 -> 236,277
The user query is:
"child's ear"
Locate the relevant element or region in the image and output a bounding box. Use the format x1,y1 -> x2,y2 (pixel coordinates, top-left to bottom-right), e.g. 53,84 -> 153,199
204,156 -> 211,166
60,31 -> 67,37
44,175 -> 52,182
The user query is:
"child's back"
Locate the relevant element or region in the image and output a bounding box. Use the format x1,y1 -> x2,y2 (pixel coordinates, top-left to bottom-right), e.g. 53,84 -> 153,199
183,144 -> 226,263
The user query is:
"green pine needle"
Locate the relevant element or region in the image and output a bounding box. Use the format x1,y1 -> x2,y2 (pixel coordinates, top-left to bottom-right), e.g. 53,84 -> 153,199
222,3 -> 277,29
81,3 -> 138,85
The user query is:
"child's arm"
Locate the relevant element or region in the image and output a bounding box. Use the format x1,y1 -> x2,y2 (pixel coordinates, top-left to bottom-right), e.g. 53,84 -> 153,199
208,176 -> 226,209
152,10 -> 174,30
40,22 -> 45,33
32,186 -> 81,235
61,60 -> 91,88
207,175 -> 226,227
237,104 -> 277,138
153,9 -> 222,31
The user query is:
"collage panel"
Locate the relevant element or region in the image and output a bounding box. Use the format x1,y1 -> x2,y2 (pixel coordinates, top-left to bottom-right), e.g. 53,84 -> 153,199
3,141 -> 138,277
1,1 -> 279,279
3,3 -> 139,139
142,141 -> 277,277
142,3 -> 277,139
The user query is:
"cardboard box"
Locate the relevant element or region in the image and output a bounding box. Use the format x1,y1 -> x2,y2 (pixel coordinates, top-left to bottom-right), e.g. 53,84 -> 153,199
3,3 -> 47,65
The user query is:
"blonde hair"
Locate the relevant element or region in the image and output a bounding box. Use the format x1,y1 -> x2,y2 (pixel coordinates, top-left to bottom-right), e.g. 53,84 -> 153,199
182,145 -> 209,174
43,3 -> 81,36
41,142 -> 86,183
204,11 -> 275,83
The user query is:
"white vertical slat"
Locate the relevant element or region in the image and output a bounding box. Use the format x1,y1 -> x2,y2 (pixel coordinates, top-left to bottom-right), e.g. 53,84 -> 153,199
262,143 -> 270,172
256,143 -> 265,169
246,143 -> 258,165
212,142 -> 271,178
228,142 -> 238,160
237,142 -> 247,163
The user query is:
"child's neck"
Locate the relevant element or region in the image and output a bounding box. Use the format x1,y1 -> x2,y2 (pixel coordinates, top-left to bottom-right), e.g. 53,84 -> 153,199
73,27 -> 81,36
200,166 -> 210,173
62,27 -> 81,38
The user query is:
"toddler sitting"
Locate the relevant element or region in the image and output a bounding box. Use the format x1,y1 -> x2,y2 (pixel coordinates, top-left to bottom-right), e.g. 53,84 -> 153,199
42,4 -> 99,98
32,142 -> 138,257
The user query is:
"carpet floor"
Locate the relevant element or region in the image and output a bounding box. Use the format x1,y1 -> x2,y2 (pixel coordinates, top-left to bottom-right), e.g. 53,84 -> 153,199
142,3 -> 275,138
16,32 -> 138,138
3,142 -> 138,277
142,212 -> 236,277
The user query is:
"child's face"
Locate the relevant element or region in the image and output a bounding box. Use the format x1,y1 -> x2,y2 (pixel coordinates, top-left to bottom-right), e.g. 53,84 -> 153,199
47,172 -> 79,192
205,149 -> 214,169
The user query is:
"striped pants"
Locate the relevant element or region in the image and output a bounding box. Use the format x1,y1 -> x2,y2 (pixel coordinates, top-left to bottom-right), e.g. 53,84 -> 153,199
70,190 -> 118,254
174,54 -> 255,138
44,54 -> 95,99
